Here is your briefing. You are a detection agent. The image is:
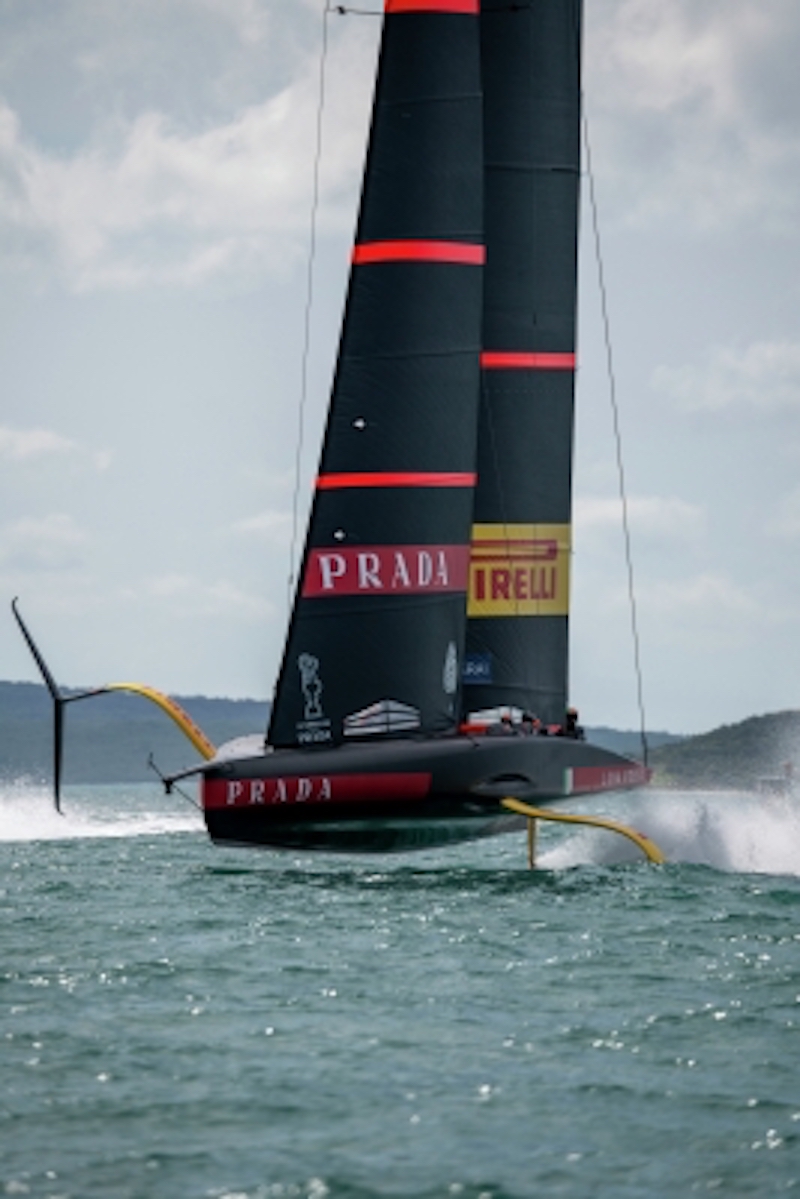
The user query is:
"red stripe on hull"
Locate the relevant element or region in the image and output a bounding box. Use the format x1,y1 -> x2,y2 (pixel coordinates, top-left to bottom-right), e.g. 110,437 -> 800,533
204,772 -> 432,810
316,471 -> 476,490
569,764 -> 651,794
481,351 -> 576,370
353,240 -> 485,266
302,544 -> 469,597
386,0 -> 478,10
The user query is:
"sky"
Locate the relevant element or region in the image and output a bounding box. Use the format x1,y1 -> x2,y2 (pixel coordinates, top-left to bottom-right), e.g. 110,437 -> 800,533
2,0 -> 800,736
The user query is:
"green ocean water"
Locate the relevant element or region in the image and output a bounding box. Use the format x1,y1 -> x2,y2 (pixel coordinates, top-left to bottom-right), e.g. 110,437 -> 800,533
1,782 -> 799,1198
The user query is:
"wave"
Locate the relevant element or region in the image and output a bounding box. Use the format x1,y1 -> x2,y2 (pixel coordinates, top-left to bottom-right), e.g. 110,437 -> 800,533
538,788 -> 800,876
0,779 -> 203,842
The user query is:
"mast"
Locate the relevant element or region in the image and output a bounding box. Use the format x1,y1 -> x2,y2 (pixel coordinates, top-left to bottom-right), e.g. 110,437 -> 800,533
269,0 -> 484,749
463,0 -> 582,725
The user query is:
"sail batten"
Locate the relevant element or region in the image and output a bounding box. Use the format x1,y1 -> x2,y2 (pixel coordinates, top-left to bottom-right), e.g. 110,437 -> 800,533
386,0 -> 479,13
353,241 -> 485,265
481,352 -> 576,370
316,472 -> 477,490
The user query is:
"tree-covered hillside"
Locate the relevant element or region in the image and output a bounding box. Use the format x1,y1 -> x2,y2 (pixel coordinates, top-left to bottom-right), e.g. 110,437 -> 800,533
650,710 -> 800,790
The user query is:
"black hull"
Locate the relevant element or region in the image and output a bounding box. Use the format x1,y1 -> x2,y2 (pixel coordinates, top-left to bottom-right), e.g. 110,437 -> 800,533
202,734 -> 648,853
207,811 -> 523,855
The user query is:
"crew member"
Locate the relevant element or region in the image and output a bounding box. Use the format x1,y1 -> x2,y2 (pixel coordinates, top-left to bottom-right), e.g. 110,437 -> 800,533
565,706 -> 584,740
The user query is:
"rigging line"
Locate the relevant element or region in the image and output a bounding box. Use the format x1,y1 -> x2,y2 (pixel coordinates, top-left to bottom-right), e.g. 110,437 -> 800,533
147,754 -> 203,812
287,2 -> 332,612
582,107 -> 650,768
166,782 -> 203,814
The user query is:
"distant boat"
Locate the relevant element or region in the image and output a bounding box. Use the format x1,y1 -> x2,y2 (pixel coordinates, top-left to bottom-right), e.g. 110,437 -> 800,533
14,0 -> 657,858
756,762 -> 796,798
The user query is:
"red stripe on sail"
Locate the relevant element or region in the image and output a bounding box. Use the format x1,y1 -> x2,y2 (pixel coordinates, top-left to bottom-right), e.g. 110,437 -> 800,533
481,351 -> 576,370
352,240 -> 485,266
316,471 -> 476,490
385,0 -> 479,10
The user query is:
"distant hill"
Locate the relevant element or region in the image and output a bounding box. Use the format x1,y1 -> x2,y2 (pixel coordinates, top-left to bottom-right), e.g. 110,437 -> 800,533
649,710 -> 800,790
0,680 -> 269,784
7,679 -> 792,792
583,726 -> 683,757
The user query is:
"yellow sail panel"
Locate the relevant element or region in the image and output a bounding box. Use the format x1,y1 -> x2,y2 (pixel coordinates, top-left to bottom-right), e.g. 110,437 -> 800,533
467,523 -> 570,618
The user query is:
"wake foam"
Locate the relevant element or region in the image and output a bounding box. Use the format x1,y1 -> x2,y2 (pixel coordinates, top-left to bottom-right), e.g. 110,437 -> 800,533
538,789 -> 800,876
3,782 -> 798,873
0,780 -> 203,843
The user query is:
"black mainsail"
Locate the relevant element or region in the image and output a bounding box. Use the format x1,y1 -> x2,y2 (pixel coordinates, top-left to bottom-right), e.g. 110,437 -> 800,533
193,0 -> 650,853
463,0 -> 581,725
268,0 -> 484,750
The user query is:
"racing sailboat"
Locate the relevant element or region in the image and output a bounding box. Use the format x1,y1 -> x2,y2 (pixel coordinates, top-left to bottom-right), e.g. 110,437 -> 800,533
14,0 -> 652,855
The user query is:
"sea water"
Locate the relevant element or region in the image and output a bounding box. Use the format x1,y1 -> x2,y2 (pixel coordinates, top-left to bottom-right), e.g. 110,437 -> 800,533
1,782 -> 799,1198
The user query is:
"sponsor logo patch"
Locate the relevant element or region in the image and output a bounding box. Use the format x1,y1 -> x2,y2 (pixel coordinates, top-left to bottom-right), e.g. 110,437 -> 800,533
467,524 -> 570,617
564,764 -> 651,795
296,653 -> 332,743
463,653 -> 493,684
302,544 -> 469,598
343,700 -> 421,737
203,772 -> 432,809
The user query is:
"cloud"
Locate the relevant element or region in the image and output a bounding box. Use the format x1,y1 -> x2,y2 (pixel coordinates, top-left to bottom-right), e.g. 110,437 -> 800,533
0,425 -> 112,471
613,570 -> 768,662
652,341 -> 800,411
191,0 -> 271,46
3,0 -> 799,295
642,571 -> 758,620
232,509 -> 292,545
575,494 -> 705,539
587,0 -> 800,231
0,426 -> 79,461
0,17 -> 376,291
767,487 -> 800,539
0,513 -> 89,572
129,572 -> 272,619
